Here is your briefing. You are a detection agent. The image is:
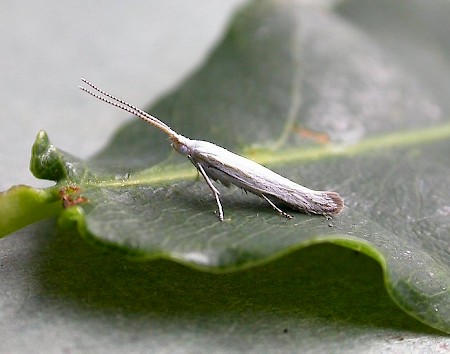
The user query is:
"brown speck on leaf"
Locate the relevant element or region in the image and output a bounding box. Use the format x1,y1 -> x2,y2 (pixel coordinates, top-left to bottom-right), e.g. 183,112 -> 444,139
60,186 -> 88,208
292,124 -> 330,144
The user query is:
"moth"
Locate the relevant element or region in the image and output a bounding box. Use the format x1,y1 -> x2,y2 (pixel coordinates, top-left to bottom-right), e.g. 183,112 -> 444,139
79,78 -> 344,221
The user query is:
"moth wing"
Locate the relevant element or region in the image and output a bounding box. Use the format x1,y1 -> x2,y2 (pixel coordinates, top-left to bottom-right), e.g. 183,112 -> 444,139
189,140 -> 343,215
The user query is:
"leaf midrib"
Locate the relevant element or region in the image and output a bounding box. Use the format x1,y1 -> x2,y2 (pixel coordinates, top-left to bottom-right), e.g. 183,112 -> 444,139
84,122 -> 450,188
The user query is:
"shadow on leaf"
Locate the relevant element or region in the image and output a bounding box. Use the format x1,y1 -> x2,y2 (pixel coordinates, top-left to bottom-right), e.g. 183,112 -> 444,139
31,222 -> 438,336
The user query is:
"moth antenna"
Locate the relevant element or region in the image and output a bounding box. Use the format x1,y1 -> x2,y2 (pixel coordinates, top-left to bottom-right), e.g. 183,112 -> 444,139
80,78 -> 164,125
79,78 -> 177,137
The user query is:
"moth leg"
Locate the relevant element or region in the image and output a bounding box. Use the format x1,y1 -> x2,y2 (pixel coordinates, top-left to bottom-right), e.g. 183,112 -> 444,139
195,163 -> 224,221
261,194 -> 293,219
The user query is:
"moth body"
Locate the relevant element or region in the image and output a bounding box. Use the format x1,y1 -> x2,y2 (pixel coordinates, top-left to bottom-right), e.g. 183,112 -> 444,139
179,139 -> 344,216
80,78 -> 344,221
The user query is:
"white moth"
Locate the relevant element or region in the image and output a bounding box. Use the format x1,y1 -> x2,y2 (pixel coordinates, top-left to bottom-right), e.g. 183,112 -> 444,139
79,78 -> 344,221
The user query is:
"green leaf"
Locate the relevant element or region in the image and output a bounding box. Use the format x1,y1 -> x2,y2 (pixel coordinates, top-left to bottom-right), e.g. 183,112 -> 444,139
0,185 -> 61,238
1,0 -> 450,335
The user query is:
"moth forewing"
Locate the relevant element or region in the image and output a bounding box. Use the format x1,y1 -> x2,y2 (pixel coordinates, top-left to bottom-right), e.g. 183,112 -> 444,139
188,140 -> 344,216
80,79 -> 345,221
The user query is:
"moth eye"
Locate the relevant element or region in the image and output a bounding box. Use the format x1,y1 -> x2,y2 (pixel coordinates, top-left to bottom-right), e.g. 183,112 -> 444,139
178,143 -> 189,155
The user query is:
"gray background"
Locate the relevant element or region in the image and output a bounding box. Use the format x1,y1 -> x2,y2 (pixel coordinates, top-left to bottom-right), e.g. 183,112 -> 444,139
0,0 -> 245,190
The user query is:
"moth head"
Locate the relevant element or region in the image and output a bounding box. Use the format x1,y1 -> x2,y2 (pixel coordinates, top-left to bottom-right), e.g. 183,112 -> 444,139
170,136 -> 190,156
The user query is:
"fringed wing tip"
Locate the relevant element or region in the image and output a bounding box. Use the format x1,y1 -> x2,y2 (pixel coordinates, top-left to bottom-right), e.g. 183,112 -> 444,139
326,191 -> 345,215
